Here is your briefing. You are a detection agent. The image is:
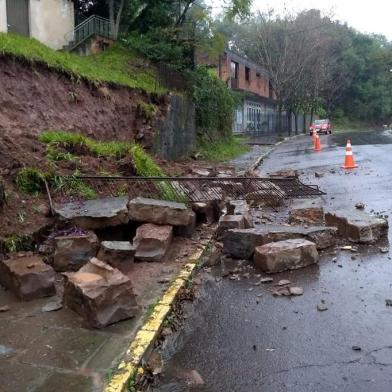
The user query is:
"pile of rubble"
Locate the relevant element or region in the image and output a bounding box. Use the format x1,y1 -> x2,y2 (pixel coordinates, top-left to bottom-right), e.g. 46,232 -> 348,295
217,196 -> 388,275
0,196 -> 220,328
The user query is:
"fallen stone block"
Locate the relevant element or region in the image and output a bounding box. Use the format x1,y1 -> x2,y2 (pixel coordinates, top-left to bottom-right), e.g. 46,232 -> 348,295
192,202 -> 220,223
254,239 -> 319,273
0,255 -> 55,300
128,197 -> 195,226
134,224 -> 173,262
52,231 -> 99,272
217,214 -> 246,239
227,200 -> 253,228
97,241 -> 136,273
174,213 -> 196,238
269,169 -> 298,178
54,196 -> 129,230
325,209 -> 388,243
223,225 -> 337,259
63,258 -> 138,328
289,198 -> 324,225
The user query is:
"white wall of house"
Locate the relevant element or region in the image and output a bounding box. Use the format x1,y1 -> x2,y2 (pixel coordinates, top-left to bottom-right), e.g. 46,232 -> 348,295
29,0 -> 74,49
0,0 -> 7,33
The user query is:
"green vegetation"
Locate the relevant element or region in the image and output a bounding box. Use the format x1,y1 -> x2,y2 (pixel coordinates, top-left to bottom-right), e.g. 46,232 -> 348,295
51,174 -> 97,199
197,136 -> 250,162
15,168 -> 46,194
130,144 -> 164,177
137,100 -> 158,120
0,33 -> 164,94
4,234 -> 34,253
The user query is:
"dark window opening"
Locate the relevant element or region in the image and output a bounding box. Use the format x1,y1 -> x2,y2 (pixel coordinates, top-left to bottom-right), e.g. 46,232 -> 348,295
231,61 -> 239,79
245,66 -> 250,82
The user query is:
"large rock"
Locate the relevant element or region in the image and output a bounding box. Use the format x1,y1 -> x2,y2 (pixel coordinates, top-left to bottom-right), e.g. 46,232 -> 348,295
325,209 -> 388,243
289,198 -> 324,225
227,200 -> 253,228
0,255 -> 55,300
134,224 -> 173,262
52,231 -> 99,272
97,241 -> 136,273
217,214 -> 246,239
63,258 -> 138,328
223,225 -> 337,259
54,197 -> 129,230
254,239 -> 319,273
128,197 -> 195,226
192,202 -> 221,223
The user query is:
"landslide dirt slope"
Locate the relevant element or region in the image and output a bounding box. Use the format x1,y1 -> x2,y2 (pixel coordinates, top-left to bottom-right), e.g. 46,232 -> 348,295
0,54 -> 168,242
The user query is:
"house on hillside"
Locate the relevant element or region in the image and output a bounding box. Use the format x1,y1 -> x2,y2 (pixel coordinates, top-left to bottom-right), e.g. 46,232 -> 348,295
0,0 -> 75,49
199,49 -> 283,135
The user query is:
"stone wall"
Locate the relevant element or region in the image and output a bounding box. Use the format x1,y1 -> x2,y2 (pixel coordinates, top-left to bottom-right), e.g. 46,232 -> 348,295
155,94 -> 196,160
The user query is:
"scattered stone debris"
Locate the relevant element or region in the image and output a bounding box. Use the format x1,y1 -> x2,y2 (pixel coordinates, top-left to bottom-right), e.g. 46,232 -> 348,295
223,225 -> 337,260
128,197 -> 195,227
97,241 -> 135,273
259,277 -> 274,283
277,279 -> 291,286
41,299 -> 62,312
0,305 -> 10,312
52,231 -> 99,272
134,224 -> 173,262
54,196 -> 129,229
289,287 -> 304,296
63,258 -> 138,328
352,346 -> 362,351
289,198 -> 324,225
317,303 -> 328,311
385,299 -> 392,307
0,255 -> 56,301
254,239 -> 319,274
325,209 -> 388,244
315,171 -> 324,178
217,214 -> 246,238
355,203 -> 365,210
379,247 -> 389,254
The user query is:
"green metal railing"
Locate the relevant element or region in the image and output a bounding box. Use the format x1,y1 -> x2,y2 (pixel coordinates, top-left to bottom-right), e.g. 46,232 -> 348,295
64,15 -> 113,51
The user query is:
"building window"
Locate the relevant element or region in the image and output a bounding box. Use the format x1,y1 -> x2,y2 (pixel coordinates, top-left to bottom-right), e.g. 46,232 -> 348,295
231,61 -> 239,79
245,66 -> 250,82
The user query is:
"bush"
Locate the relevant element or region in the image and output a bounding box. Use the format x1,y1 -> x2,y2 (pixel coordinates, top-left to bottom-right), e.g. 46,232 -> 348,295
190,67 -> 242,141
16,168 -> 46,194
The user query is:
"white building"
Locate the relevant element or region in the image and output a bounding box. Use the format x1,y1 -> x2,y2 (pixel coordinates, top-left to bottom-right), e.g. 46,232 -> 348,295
0,0 -> 74,49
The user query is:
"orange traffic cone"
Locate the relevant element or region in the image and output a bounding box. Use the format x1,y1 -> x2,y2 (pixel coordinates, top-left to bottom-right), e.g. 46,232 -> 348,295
314,134 -> 321,152
312,129 -> 317,142
342,139 -> 358,169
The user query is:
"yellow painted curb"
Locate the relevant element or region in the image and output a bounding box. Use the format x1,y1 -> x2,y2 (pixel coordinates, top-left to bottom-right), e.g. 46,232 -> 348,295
103,242 -> 210,392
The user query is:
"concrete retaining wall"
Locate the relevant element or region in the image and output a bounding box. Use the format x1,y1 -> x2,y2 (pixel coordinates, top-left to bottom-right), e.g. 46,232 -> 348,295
155,94 -> 196,160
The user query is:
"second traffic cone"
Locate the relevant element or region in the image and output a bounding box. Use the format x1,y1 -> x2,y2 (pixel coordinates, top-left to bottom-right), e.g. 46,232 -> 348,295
342,139 -> 358,169
314,134 -> 321,152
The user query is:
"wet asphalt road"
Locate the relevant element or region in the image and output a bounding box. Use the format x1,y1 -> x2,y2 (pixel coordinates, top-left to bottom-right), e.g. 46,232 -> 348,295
157,130 -> 392,392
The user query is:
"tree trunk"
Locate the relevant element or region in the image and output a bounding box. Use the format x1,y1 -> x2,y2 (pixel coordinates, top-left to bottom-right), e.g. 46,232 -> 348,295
108,0 -> 125,39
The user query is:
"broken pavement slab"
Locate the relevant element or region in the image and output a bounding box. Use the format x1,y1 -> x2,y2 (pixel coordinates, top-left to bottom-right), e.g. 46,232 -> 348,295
254,238 -> 319,273
54,196 -> 129,230
0,255 -> 56,300
223,224 -> 337,259
325,209 -> 388,243
289,198 -> 325,225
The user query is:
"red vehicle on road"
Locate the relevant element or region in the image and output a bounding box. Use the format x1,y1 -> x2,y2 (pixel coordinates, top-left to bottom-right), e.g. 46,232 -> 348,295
309,119 -> 332,135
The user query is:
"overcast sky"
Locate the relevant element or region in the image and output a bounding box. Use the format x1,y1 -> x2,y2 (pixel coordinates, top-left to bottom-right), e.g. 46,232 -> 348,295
210,0 -> 392,40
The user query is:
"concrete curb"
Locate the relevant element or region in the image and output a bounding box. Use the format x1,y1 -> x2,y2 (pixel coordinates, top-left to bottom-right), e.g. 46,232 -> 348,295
250,133 -> 305,171
103,242 -> 211,392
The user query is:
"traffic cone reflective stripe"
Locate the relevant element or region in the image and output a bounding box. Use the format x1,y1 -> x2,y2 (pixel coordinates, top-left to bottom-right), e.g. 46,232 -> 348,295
342,139 -> 358,169
314,134 -> 321,152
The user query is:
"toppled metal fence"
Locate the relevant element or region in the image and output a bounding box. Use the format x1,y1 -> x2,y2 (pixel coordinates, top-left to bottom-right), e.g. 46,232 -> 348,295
49,176 -> 325,207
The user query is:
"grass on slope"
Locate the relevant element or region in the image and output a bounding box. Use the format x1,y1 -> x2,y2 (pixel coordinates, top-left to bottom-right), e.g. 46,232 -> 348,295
0,33 -> 165,93
197,136 -> 250,162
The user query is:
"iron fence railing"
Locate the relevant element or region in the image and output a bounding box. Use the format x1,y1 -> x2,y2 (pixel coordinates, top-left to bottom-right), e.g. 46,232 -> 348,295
64,15 -> 112,51
48,176 -> 325,207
